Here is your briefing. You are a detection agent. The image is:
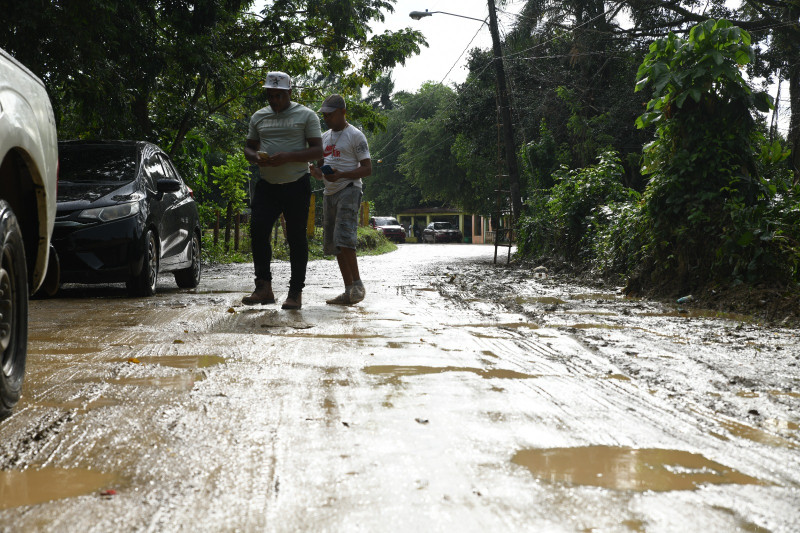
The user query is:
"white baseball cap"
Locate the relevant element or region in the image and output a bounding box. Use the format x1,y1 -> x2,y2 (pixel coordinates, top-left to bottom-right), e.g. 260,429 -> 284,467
263,71 -> 292,90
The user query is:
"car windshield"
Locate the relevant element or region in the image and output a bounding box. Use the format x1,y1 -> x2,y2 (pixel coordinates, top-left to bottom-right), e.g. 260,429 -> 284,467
374,217 -> 399,226
59,145 -> 138,184
433,222 -> 453,230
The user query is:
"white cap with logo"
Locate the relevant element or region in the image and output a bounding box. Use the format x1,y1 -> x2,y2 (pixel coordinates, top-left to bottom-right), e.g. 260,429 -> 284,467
263,71 -> 292,90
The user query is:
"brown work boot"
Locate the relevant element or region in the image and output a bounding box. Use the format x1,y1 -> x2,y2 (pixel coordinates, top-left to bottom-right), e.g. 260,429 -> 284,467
282,290 -> 302,310
242,279 -> 275,305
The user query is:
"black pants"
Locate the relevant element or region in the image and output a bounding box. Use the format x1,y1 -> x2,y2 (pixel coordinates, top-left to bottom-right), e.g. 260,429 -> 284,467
250,174 -> 311,293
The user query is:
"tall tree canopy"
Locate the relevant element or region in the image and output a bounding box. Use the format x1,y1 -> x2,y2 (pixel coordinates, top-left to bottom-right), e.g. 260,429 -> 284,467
0,0 -> 426,158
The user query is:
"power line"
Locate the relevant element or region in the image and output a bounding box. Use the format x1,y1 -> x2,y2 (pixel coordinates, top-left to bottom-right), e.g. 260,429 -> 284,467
373,15 -> 489,159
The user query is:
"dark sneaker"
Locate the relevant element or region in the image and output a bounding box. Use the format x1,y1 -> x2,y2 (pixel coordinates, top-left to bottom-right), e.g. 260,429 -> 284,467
282,291 -> 302,310
326,292 -> 352,306
350,284 -> 366,303
242,279 -> 275,305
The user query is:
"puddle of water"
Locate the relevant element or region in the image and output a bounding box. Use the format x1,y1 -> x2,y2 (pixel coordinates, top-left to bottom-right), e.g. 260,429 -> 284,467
561,323 -> 623,330
0,467 -> 118,510
716,418 -> 796,449
27,345 -> 102,356
603,374 -> 631,381
764,418 -> 799,431
636,309 -> 754,322
108,374 -> 201,391
736,391 -> 759,398
564,311 -> 618,316
769,390 -> 800,399
133,355 -> 225,369
364,365 -> 539,381
20,396 -> 121,412
511,446 -> 765,491
386,342 -> 404,349
516,296 -> 566,305
459,322 -> 539,329
568,293 -> 623,300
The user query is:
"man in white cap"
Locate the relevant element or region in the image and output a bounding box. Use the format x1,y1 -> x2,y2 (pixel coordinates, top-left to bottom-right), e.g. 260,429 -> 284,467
310,94 -> 371,305
243,71 -> 323,310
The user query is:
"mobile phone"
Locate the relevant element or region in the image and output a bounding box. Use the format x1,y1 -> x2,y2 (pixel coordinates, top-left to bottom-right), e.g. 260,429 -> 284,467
257,151 -> 270,160
320,165 -> 335,175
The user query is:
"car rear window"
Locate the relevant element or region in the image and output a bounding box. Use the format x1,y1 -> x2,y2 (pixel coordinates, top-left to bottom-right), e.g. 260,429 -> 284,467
433,222 -> 452,229
375,217 -> 399,226
59,144 -> 138,183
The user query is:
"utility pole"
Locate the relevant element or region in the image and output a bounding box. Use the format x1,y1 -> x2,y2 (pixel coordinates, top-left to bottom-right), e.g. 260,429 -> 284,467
486,0 -> 522,220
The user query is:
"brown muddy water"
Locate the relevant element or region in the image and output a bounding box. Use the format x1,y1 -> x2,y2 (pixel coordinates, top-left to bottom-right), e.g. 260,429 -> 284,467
1,245 -> 798,531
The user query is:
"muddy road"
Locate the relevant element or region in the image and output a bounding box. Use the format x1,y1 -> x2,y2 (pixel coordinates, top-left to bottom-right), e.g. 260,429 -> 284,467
1,244 -> 798,531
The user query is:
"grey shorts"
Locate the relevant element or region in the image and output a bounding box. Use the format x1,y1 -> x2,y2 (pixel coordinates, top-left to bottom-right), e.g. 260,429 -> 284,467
323,184 -> 362,256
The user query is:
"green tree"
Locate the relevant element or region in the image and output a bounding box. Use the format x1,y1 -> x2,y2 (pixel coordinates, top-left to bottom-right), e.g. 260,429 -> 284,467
0,0 -> 426,157
634,19 -> 798,287
211,153 -> 250,248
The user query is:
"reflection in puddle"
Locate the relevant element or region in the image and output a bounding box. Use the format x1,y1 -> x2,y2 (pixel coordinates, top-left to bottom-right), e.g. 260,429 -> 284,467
716,418 -> 797,449
0,467 -> 118,510
636,309 -> 754,322
562,323 -> 622,330
568,293 -> 623,300
21,396 -> 121,412
134,355 -> 225,369
109,374 -> 201,391
516,296 -> 566,305
769,390 -> 800,399
765,418 -> 799,431
512,446 -> 765,491
364,365 -> 538,381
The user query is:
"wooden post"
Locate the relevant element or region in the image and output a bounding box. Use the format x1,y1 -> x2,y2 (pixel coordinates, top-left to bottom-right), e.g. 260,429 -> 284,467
213,209 -> 220,245
234,213 -> 240,251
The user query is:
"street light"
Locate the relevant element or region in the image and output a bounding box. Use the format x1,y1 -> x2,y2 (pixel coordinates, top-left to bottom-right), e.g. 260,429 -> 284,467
409,10 -> 487,24
409,3 -> 522,220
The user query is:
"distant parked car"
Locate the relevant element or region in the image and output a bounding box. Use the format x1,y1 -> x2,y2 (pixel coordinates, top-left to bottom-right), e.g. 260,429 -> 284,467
53,140 -> 201,296
422,221 -> 462,243
0,47 -> 59,417
370,216 -> 405,243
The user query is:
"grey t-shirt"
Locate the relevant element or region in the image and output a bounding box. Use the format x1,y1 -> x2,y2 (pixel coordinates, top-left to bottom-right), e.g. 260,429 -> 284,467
247,102 -> 322,184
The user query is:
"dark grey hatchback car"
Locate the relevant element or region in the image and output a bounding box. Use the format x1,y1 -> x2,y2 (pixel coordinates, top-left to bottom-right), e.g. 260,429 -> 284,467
52,140 -> 201,296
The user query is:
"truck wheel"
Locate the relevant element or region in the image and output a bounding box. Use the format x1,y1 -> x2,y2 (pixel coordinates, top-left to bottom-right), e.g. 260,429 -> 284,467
0,201 -> 29,418
126,230 -> 159,297
174,232 -> 200,288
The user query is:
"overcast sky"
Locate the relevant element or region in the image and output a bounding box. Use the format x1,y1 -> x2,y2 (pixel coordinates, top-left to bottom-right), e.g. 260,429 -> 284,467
372,0 -> 528,92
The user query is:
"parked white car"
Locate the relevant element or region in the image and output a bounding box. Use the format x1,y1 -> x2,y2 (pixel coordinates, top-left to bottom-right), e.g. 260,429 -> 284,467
0,47 -> 59,417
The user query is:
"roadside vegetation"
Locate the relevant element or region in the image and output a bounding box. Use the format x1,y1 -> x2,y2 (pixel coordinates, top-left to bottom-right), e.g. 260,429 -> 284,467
202,226 -> 396,264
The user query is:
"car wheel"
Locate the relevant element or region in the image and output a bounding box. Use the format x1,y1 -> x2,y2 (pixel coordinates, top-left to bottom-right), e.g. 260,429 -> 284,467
174,232 -> 201,289
0,201 -> 29,418
127,229 -> 159,297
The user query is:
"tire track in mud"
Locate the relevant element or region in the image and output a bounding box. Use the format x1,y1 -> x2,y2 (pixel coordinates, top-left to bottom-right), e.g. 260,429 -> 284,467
431,271 -> 800,492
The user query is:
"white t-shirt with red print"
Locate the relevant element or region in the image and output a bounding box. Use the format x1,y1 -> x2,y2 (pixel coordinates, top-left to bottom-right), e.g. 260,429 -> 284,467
321,124 -> 370,196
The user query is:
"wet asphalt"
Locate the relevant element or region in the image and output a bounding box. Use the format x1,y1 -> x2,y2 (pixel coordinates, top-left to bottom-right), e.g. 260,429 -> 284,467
0,244 -> 798,532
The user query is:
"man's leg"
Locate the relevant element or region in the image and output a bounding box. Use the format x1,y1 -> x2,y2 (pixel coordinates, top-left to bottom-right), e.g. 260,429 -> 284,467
281,175 -> 311,308
336,248 -> 358,286
244,180 -> 281,305
326,186 -> 364,305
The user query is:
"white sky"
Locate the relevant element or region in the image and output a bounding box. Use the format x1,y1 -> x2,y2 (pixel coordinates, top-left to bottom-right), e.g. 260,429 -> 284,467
372,0 -> 528,92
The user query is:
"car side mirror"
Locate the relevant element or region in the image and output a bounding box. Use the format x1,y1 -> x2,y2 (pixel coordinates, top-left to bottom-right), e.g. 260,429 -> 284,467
157,179 -> 181,193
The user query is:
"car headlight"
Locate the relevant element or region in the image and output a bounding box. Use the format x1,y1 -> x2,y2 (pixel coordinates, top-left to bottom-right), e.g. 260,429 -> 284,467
78,202 -> 140,222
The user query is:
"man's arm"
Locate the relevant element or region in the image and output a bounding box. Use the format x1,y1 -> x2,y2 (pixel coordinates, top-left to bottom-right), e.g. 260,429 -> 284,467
245,139 -> 269,166
267,137 -> 323,167
327,158 -> 372,182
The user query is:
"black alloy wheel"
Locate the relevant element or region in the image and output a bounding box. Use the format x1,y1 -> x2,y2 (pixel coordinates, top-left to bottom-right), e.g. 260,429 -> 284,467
0,201 -> 29,418
127,229 -> 159,297
174,232 -> 201,288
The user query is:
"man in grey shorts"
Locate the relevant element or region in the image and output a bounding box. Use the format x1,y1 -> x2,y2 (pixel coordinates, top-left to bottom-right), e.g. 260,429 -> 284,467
310,94 -> 372,305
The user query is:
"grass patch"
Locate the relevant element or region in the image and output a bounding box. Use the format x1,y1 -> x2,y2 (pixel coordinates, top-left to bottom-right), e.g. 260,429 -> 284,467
202,224 -> 397,264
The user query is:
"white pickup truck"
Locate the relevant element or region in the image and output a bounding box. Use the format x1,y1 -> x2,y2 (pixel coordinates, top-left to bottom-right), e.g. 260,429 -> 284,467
0,47 -> 58,417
